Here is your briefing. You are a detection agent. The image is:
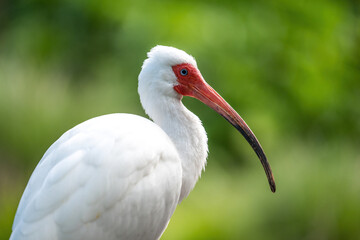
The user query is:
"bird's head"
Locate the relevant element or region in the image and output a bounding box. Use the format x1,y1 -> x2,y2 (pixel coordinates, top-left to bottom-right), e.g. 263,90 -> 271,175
139,45 -> 276,192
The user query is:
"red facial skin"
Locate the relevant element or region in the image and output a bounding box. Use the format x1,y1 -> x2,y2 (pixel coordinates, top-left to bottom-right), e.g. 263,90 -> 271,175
172,63 -> 204,97
172,63 -> 276,193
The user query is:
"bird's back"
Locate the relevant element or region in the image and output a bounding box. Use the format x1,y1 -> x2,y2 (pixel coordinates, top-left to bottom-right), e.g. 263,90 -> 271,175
11,113 -> 182,240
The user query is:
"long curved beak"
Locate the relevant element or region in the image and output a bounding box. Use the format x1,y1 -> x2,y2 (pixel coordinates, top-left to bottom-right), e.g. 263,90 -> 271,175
175,77 -> 276,192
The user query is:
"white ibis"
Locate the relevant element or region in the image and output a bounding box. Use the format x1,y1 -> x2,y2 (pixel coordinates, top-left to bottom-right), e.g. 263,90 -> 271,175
11,46 -> 275,240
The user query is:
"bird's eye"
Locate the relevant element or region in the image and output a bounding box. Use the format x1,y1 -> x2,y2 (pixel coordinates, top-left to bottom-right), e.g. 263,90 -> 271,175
180,69 -> 188,76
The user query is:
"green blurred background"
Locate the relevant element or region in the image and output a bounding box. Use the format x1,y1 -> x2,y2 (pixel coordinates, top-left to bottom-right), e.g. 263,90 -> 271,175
0,0 -> 359,239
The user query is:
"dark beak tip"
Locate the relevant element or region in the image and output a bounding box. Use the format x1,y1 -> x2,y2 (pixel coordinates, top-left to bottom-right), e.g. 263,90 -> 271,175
269,179 -> 276,193
271,184 -> 276,193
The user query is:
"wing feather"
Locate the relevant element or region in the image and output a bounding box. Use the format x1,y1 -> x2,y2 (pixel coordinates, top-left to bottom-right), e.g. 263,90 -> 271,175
11,114 -> 182,240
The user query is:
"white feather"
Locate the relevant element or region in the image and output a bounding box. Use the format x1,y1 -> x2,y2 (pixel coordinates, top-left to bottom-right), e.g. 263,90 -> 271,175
12,114 -> 182,240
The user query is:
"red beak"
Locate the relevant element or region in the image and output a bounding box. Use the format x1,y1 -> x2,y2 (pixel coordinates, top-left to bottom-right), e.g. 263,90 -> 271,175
173,64 -> 276,192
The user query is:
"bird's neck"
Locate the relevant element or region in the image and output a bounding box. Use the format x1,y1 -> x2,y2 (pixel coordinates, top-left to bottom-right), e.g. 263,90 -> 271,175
148,97 -> 208,202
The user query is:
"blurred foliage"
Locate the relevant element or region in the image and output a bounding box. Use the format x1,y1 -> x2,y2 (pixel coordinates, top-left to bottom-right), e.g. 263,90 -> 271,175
0,0 -> 359,239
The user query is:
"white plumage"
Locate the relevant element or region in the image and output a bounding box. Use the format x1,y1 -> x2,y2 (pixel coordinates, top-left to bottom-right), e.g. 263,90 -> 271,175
11,46 -> 275,240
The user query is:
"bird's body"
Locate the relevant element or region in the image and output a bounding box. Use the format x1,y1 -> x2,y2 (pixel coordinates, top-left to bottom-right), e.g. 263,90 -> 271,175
11,46 -> 275,240
11,114 -> 185,239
